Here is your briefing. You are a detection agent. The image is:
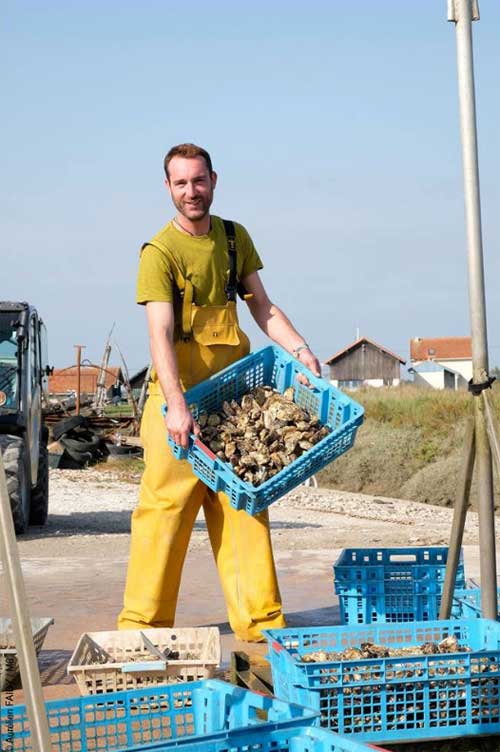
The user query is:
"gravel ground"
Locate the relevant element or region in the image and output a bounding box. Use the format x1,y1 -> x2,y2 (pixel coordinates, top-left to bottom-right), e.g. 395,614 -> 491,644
17,467 -> 491,555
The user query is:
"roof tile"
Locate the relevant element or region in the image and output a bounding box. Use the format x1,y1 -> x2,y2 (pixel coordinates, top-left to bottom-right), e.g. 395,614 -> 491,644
410,337 -> 472,361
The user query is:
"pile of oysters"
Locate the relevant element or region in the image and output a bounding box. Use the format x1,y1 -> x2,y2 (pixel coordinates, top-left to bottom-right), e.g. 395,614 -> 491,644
197,385 -> 330,486
299,634 -> 471,663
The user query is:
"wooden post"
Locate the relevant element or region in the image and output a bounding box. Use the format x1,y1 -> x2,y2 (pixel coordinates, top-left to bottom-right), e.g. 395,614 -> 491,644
483,390 -> 500,477
74,345 -> 85,415
439,418 -> 475,618
0,456 -> 52,751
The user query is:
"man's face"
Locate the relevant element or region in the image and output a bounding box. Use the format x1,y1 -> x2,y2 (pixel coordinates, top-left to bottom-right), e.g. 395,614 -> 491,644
166,156 -> 217,221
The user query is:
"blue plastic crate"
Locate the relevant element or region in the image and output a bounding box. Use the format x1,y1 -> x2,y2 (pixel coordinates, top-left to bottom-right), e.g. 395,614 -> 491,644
165,345 -> 364,516
128,725 -> 389,751
0,678 -> 318,752
333,547 -> 466,624
264,619 -> 500,744
453,587 -> 500,619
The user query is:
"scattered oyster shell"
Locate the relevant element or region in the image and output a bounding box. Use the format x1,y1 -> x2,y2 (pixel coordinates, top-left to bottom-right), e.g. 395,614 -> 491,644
197,385 -> 330,486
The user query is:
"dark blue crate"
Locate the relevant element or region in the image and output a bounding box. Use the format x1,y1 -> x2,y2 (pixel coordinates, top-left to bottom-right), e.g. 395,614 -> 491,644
165,345 -> 364,516
131,725 -> 390,751
453,587 -> 500,619
264,619 -> 500,744
334,547 -> 466,624
0,678 -> 318,752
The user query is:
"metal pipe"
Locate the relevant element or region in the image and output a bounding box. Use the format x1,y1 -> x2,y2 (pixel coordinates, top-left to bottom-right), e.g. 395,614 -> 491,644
449,0 -> 497,618
439,418 -> 475,619
0,456 -> 52,751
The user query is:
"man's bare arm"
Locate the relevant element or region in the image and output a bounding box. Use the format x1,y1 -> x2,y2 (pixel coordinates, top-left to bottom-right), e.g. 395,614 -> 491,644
145,301 -> 198,448
242,271 -> 321,376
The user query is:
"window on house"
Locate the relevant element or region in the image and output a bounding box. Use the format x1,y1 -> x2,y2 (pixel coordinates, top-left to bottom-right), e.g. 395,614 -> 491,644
338,379 -> 363,390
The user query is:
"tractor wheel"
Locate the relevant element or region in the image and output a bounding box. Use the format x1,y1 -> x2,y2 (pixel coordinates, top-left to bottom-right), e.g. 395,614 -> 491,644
0,435 -> 30,535
30,439 -> 49,526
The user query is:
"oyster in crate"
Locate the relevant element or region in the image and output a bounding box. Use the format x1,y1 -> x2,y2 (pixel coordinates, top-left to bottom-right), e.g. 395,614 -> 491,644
198,386 -> 330,487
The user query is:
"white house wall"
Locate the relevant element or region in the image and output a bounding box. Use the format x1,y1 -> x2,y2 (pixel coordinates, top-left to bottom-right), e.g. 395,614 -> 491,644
436,358 -> 472,386
413,371 -> 445,389
329,378 -> 400,389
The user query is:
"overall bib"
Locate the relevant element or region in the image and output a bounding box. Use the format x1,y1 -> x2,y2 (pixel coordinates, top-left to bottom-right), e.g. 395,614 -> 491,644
118,222 -> 285,641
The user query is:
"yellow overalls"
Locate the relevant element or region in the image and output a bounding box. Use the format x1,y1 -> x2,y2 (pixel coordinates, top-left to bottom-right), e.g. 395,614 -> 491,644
118,224 -> 285,641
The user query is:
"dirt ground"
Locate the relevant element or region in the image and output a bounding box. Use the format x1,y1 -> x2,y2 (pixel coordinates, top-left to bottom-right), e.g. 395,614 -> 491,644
1,465 -> 500,749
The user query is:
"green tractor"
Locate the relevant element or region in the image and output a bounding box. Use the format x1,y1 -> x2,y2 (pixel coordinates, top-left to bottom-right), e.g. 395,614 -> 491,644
0,302 -> 51,534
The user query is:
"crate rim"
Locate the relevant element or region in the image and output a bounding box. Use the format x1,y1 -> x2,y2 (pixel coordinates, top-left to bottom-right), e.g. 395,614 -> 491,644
263,617 -> 500,658
68,625 -> 222,670
333,545 -> 464,568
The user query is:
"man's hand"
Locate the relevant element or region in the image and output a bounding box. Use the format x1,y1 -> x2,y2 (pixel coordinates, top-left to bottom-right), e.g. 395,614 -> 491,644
166,396 -> 200,450
297,348 -> 321,378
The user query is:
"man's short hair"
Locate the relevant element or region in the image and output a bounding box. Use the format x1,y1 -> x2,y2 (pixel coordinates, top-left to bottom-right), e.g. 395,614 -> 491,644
164,143 -> 213,180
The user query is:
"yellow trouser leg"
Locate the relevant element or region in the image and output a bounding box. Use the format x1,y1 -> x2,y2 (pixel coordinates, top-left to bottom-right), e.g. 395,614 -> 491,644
118,389 -> 286,640
118,394 -> 207,629
203,492 -> 286,642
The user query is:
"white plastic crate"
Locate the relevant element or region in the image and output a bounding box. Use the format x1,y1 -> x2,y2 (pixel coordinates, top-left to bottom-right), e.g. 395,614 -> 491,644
68,626 -> 221,695
0,617 -> 53,691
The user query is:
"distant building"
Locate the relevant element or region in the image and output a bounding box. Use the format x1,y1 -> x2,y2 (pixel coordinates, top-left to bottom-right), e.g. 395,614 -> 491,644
408,361 -> 458,390
324,337 -> 406,389
49,365 -> 124,398
409,336 -> 472,389
129,365 -> 150,400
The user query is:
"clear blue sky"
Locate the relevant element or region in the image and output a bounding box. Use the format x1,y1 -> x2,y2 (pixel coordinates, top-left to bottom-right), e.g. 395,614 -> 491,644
3,1 -> 499,374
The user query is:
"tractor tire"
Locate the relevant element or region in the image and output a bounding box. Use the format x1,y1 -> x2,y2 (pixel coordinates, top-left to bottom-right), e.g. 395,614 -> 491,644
0,435 -> 30,535
52,415 -> 86,441
30,439 -> 49,526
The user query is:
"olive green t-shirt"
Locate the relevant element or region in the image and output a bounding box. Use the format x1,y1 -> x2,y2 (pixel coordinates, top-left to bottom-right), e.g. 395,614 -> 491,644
136,215 -> 263,305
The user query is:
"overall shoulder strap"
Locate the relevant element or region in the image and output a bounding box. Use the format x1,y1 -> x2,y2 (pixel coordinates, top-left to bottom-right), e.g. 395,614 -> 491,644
221,220 -> 252,302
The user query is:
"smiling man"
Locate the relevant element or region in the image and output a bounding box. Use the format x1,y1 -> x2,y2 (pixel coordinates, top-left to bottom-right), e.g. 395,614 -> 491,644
118,143 -> 320,641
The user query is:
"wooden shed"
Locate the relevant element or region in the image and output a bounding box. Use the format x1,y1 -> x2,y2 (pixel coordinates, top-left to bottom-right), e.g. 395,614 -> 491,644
324,337 -> 406,389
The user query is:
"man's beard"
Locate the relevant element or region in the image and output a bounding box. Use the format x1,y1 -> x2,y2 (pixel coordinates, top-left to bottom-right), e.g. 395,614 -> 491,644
173,190 -> 213,222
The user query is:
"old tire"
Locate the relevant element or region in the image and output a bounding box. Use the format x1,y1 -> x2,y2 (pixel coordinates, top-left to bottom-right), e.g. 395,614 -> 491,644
0,435 -> 30,535
30,440 -> 49,526
60,443 -> 93,465
52,415 -> 86,441
59,432 -> 101,454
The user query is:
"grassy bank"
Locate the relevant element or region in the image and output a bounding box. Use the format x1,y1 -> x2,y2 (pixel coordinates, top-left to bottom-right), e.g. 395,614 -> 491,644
318,384 -> 500,508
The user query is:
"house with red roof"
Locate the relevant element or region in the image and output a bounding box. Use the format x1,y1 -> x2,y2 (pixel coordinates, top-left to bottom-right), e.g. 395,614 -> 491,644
409,337 -> 472,390
324,337 -> 406,389
49,365 -> 124,398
